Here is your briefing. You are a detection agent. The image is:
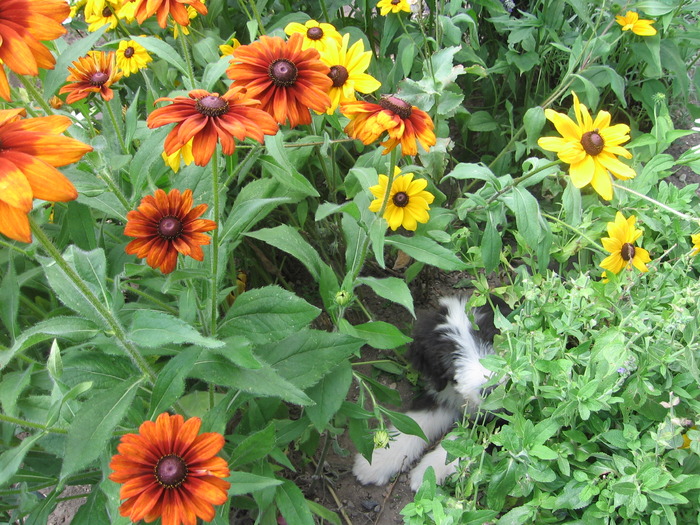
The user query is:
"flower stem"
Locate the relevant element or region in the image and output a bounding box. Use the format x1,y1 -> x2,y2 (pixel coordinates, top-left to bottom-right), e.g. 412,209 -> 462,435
97,168 -> 130,217
612,182 -> 700,225
18,76 -> 54,115
0,413 -> 66,434
210,151 -> 221,336
541,212 -> 605,254
178,30 -> 197,90
30,219 -> 157,384
248,0 -> 266,34
104,99 -> 128,154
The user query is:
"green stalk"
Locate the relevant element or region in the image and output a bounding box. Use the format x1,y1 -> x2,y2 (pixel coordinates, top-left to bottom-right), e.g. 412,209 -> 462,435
104,100 -> 128,154
541,212 -> 605,254
248,0 -> 266,34
30,219 -> 157,384
178,30 -> 197,90
612,182 -> 700,225
210,151 -> 221,336
18,76 -> 54,115
0,414 -> 66,434
97,168 -> 130,216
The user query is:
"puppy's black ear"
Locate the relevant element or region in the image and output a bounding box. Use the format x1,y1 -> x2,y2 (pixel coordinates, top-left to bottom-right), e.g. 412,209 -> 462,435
407,307 -> 453,393
473,296 -> 511,344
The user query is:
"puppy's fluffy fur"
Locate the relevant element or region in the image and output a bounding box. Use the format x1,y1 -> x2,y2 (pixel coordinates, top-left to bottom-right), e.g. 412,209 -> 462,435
353,296 -> 508,491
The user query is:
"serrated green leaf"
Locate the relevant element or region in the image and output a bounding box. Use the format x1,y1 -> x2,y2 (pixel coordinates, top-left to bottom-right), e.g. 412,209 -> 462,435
385,236 -> 467,271
356,276 -> 415,318
149,346 -> 203,418
231,423 -> 277,469
306,362 -> 352,431
276,481 -> 315,525
128,310 -> 223,349
227,472 -> 284,496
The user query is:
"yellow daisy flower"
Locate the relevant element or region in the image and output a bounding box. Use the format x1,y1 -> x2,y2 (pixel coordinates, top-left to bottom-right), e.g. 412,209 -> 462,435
600,212 -> 651,275
691,233 -> 700,256
117,0 -> 138,22
219,38 -> 241,57
85,2 -> 119,31
615,11 -> 657,36
116,40 -> 152,77
284,19 -> 343,53
376,0 -> 411,16
161,139 -> 194,173
320,34 -> 381,114
537,92 -> 635,201
369,166 -> 434,231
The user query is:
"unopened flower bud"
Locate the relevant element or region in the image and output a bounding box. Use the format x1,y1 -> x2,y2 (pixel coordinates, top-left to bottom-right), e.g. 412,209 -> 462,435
335,290 -> 351,306
373,429 -> 390,449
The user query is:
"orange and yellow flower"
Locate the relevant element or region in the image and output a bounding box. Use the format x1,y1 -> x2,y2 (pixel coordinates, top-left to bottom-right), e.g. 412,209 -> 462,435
0,0 -> 70,101
283,19 -> 343,53
124,188 -> 217,274
537,92 -> 635,201
0,109 -> 93,243
600,212 -> 651,275
341,95 -> 436,156
109,412 -> 230,525
320,34 -> 381,114
226,33 -> 332,127
369,166 -> 434,230
615,11 -> 657,36
59,51 -> 123,104
132,0 -> 207,28
147,87 -> 278,167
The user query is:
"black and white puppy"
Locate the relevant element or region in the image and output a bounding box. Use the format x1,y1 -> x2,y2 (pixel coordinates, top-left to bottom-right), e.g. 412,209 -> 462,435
353,296 -> 509,491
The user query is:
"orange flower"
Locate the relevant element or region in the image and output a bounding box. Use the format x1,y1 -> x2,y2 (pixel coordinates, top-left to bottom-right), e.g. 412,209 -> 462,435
0,108 -> 93,243
147,87 -> 278,167
132,0 -> 207,28
226,33 -> 332,127
109,412 -> 230,525
124,188 -> 217,274
0,0 -> 70,101
340,95 -> 436,156
59,51 -> 123,104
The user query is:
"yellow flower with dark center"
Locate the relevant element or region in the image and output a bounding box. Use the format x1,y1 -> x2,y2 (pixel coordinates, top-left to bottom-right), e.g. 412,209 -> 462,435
615,11 -> 657,36
117,0 -> 138,21
109,413 -> 230,525
85,2 -> 119,31
537,92 -> 635,201
691,234 -> 700,256
600,212 -> 651,275
369,167 -> 434,231
377,0 -> 411,16
341,95 -> 436,156
320,34 -> 381,114
284,19 -> 343,53
116,40 -> 152,76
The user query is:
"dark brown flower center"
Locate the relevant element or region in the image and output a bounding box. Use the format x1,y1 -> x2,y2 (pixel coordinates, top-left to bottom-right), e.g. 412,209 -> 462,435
328,65 -> 349,88
89,72 -> 109,86
268,59 -> 298,87
391,0 -> 401,4
392,192 -> 409,207
102,6 -> 112,17
154,454 -> 188,488
158,216 -> 184,239
620,242 -> 635,261
581,130 -> 604,156
195,95 -> 229,117
124,46 -> 135,59
307,26 -> 324,40
379,95 -> 412,119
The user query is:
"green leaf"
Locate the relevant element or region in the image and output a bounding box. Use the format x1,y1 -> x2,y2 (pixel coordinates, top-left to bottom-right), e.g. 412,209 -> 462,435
246,225 -> 333,281
2,317 -> 99,371
44,25 -> 109,96
219,197 -> 292,249
260,156 -> 319,197
356,276 -> 415,318
149,346 -> 203,418
132,36 -> 190,84
128,310 -> 224,349
0,433 -> 43,488
529,444 -> 558,460
307,500 -> 341,525
227,472 -> 283,496
339,320 -> 412,350
306,362 -> 352,431
230,423 -> 277,469
380,407 -> 428,441
0,259 -> 19,339
385,236 -> 467,271
523,106 -> 546,148
219,286 -> 320,344
71,487 -> 109,525
482,212 -> 502,273
47,339 -> 63,381
276,481 -> 315,525
61,378 -> 143,479
502,186 -> 541,248
646,490 -> 688,505
202,55 -> 232,91
442,162 -> 498,184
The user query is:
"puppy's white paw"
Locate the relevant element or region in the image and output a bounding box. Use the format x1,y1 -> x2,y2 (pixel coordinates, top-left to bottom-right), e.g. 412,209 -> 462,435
409,444 -> 457,492
353,448 -> 402,486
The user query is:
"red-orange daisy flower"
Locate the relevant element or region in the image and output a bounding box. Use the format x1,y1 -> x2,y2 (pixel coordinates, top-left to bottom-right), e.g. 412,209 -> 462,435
59,51 -> 123,104
124,188 -> 217,274
109,412 -> 230,525
0,108 -> 93,243
226,33 -> 332,127
0,0 -> 70,101
133,0 -> 207,28
340,95 -> 437,156
146,86 -> 278,167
